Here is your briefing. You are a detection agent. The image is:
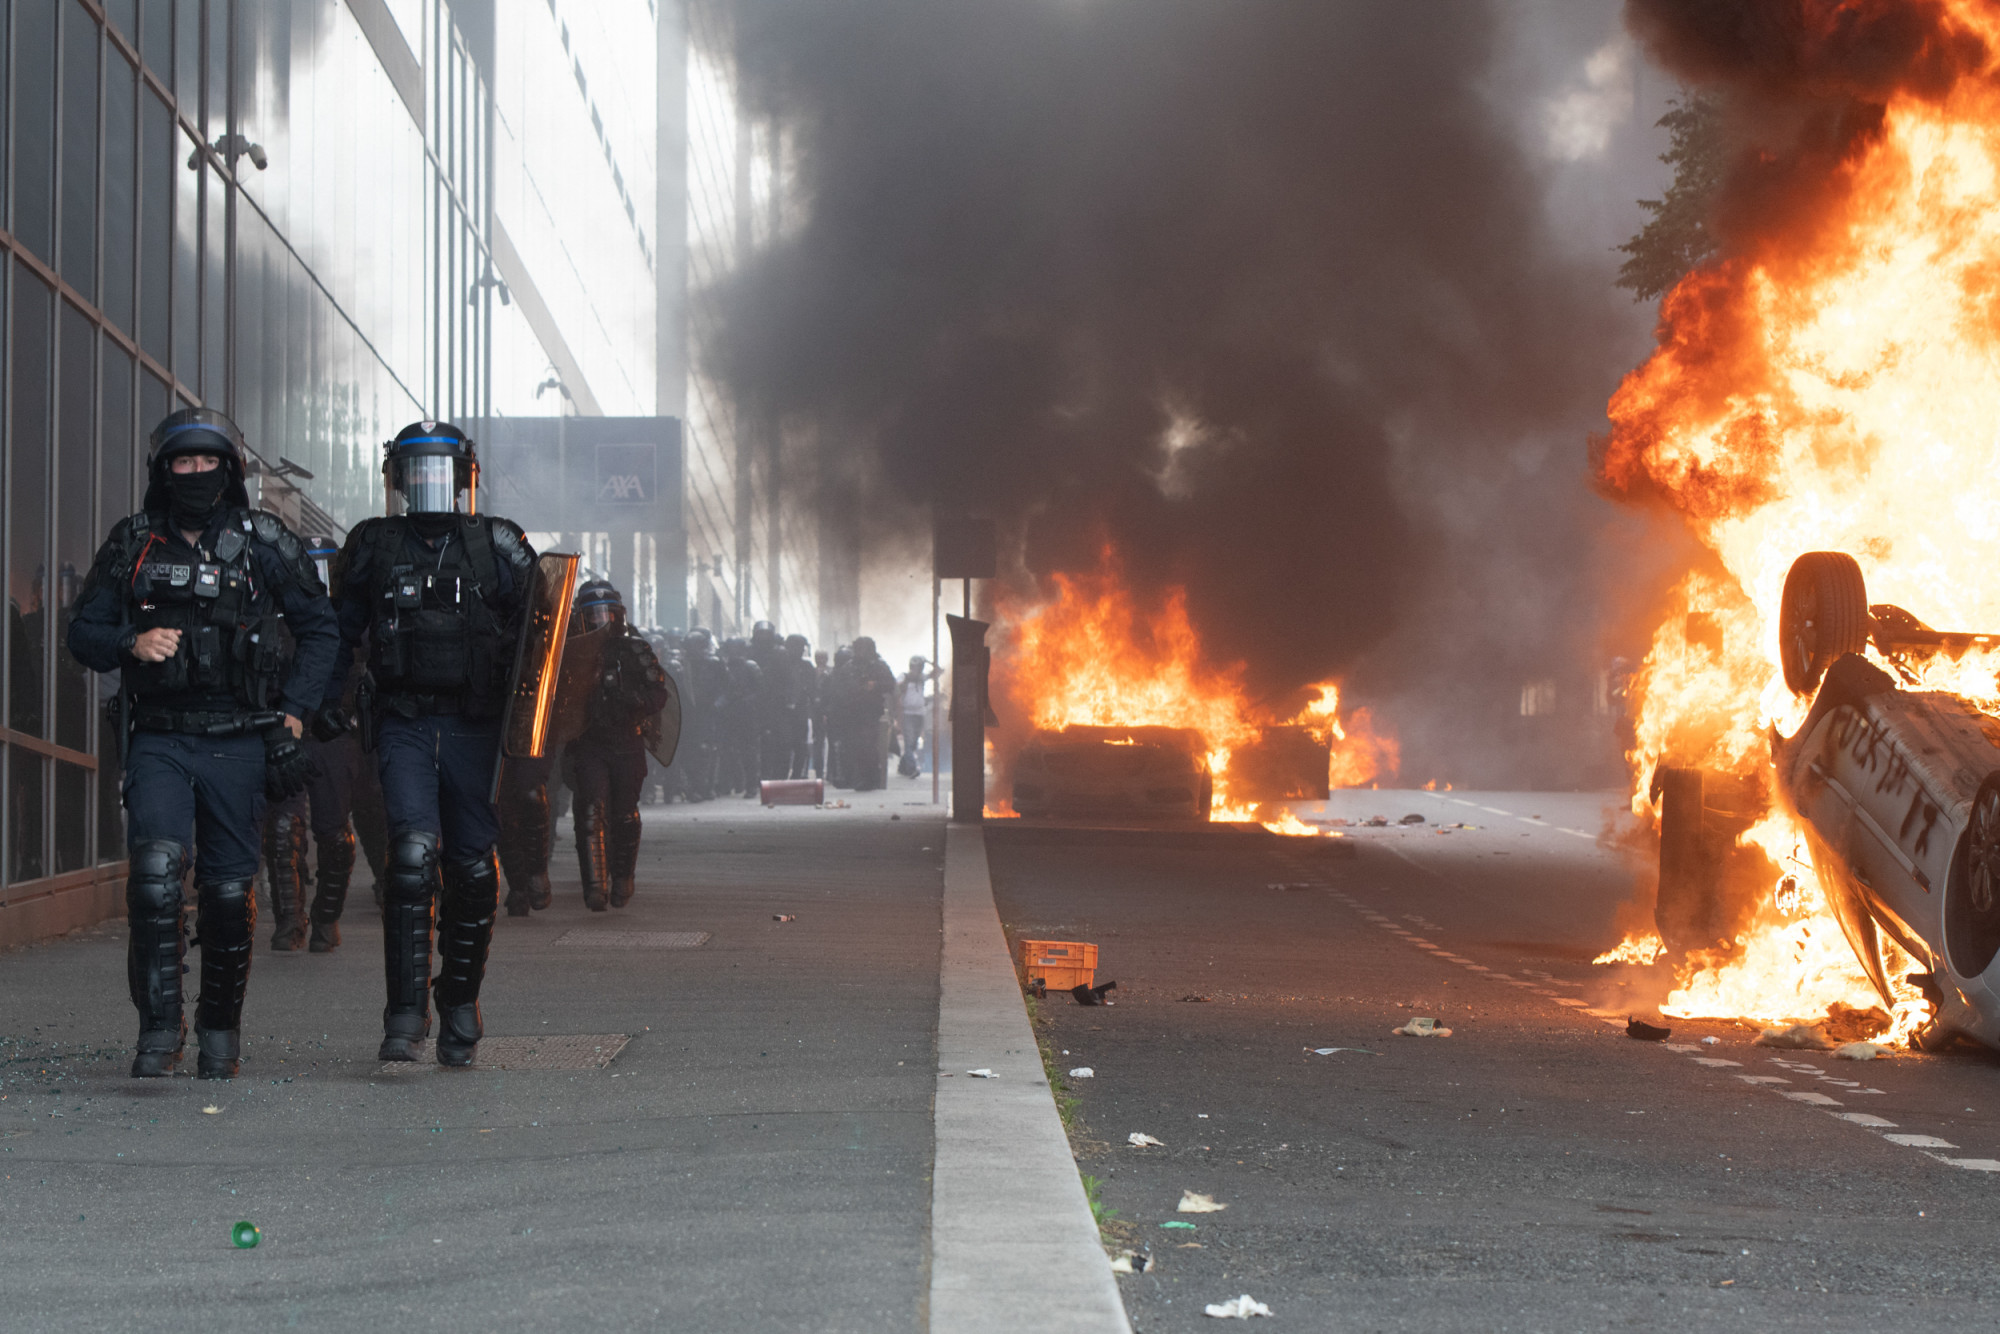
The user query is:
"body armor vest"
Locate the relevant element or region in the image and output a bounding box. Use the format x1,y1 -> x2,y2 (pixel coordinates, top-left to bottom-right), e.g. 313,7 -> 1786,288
123,512 -> 285,709
362,517 -> 509,716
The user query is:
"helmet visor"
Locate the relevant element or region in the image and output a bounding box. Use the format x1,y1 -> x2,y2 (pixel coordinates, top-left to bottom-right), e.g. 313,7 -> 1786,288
388,455 -> 475,515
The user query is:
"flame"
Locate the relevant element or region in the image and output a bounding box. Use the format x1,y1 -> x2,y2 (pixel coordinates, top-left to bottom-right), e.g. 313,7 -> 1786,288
991,550 -> 1395,831
1589,28 -> 2000,1042
1593,933 -> 1667,967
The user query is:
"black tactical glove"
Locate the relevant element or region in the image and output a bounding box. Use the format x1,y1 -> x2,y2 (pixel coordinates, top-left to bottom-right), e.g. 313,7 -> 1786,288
264,727 -> 321,802
310,704 -> 354,743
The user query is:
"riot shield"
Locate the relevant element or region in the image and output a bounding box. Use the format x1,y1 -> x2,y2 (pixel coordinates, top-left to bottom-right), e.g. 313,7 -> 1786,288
501,552 -> 581,759
646,667 -> 684,768
548,625 -> 610,748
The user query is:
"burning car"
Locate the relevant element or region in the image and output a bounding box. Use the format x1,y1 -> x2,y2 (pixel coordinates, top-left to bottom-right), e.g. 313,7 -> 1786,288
1009,725 -> 1213,822
1661,550 -> 2000,1050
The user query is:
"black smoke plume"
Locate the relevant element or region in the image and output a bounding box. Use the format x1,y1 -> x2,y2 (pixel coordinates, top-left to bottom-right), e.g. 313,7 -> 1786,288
700,0 -> 1645,761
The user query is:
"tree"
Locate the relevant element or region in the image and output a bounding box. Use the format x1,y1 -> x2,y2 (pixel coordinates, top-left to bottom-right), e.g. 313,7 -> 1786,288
1617,94 -> 1726,301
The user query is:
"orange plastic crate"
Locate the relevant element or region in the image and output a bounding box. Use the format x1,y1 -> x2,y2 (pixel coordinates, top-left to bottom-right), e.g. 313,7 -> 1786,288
1019,939 -> 1098,992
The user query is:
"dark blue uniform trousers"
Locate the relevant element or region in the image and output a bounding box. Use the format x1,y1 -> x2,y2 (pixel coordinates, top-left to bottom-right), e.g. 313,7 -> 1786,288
124,730 -> 267,880
376,714 -> 502,858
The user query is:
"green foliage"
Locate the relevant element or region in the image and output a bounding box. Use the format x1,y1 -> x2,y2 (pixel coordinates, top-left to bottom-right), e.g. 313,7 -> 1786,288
1080,1173 -> 1119,1230
1617,93 -> 1727,302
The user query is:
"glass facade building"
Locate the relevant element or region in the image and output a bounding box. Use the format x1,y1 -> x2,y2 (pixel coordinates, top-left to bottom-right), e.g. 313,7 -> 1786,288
0,0 -> 663,938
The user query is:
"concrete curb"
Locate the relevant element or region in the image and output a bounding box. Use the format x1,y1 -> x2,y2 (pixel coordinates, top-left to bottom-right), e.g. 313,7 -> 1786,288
930,824 -> 1132,1334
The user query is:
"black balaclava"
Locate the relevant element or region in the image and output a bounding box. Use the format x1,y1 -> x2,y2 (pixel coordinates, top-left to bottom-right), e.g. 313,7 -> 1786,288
167,464 -> 231,534
409,512 -> 458,540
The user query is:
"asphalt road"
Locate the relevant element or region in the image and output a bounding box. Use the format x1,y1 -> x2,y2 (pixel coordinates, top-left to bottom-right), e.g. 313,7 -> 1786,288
987,789 -> 2000,1333
0,796 -> 945,1333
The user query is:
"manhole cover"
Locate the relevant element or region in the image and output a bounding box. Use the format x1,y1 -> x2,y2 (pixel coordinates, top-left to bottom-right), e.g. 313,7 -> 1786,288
554,930 -> 710,949
378,1032 -> 629,1074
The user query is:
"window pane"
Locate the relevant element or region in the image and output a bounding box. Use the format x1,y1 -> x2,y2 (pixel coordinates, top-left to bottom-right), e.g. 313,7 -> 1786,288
205,0 -> 227,141
140,0 -> 172,82
9,748 -> 46,884
174,127 -> 200,387
97,701 -> 123,862
10,265 -> 53,743
102,339 -> 136,519
13,0 -> 59,263
54,759 -> 88,875
138,88 -> 173,364
139,369 -> 170,451
175,0 -> 199,113
203,163 -> 227,403
105,0 -> 138,46
103,50 -> 138,335
59,2 -> 102,302
56,302 -> 96,753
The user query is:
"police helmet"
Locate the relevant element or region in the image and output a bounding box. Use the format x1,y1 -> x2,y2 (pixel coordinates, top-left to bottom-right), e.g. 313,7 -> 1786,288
143,407 -> 250,510
785,633 -> 810,656
852,636 -> 879,660
383,420 -> 478,517
573,578 -> 626,633
684,627 -> 716,655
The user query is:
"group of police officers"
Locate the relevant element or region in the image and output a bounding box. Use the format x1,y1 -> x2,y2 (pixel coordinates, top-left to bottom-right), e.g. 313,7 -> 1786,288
68,410 -> 671,1079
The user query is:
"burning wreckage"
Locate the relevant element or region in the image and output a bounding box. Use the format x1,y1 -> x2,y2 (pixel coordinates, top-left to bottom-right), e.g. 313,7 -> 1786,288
1657,550 -> 2000,1052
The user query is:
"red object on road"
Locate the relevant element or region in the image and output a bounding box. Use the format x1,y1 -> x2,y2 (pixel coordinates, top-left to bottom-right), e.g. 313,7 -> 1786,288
760,779 -> 825,806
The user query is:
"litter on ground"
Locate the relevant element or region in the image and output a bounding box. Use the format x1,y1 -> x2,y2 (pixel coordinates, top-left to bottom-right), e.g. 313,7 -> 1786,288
1179,994 -> 1214,1003
1700,1036 -> 1720,1046
1625,1019 -> 1672,1042
1834,1041 -> 1889,1060
1072,981 -> 1117,1006
772,914 -> 796,923
1109,1252 -> 1151,1274
1128,1132 -> 1167,1148
1204,1294 -> 1273,1319
1308,1046 -> 1378,1056
1069,1067 -> 1095,1078
966,1068 -> 997,1079
1159,1220 -> 1197,1230
1755,1024 -> 1834,1051
1393,1016 -> 1452,1038
1177,1191 -> 1227,1213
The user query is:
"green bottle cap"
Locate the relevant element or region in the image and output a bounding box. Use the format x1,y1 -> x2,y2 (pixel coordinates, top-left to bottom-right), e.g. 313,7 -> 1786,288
231,1221 -> 261,1249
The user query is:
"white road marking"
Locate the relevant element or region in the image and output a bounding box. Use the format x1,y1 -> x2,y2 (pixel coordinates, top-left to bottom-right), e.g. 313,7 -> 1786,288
1692,1058 -> 1742,1068
1556,829 -> 1596,841
1478,806 -> 1510,816
1932,1156 -> 2000,1172
1834,1113 -> 1898,1127
1886,1134 -> 1957,1149
1736,1076 -> 1790,1085
1781,1092 -> 1843,1106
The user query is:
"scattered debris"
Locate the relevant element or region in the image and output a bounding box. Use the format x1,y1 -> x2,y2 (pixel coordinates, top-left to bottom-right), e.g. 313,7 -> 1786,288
1026,979 -> 1048,999
1399,813 -> 1426,825
1393,1016 -> 1452,1038
1204,1294 -> 1273,1319
1307,1047 -> 1378,1056
1626,1019 -> 1672,1042
1128,1132 -> 1167,1148
1363,816 -> 1390,827
1267,883 -> 1314,891
1179,994 -> 1214,1003
1071,981 -> 1118,1006
201,1106 -> 222,1115
1109,1251 -> 1152,1274
1834,1041 -> 1889,1061
230,1221 -> 260,1249
771,914 -> 796,923
1159,1220 -> 1197,1230
1325,817 -> 1353,827
1700,1036 -> 1721,1046
966,1068 -> 998,1079
1177,1191 -> 1227,1213
1823,1001 -> 1893,1045
1755,1023 -> 1834,1051
1069,1067 -> 1095,1079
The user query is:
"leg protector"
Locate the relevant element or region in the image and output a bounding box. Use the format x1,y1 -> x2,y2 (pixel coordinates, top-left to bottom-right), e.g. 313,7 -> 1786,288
126,839 -> 188,1078
379,830 -> 440,1061
309,822 -> 356,952
196,1026 -> 241,1080
574,801 -> 610,912
193,879 -> 255,1038
435,851 -> 499,1066
606,807 -> 643,909
264,809 -> 310,951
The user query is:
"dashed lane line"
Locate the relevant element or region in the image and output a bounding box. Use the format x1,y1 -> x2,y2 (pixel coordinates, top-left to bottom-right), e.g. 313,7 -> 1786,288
1312,874 -> 1993,1173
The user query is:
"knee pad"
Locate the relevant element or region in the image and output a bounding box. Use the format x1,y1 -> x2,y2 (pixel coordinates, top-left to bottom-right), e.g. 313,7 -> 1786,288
442,851 -> 499,917
126,840 -> 186,916
198,879 -> 255,937
385,830 -> 440,905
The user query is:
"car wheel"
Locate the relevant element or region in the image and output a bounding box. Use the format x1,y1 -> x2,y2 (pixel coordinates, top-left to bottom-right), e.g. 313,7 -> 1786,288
1779,551 -> 1869,695
1946,775 -> 2000,978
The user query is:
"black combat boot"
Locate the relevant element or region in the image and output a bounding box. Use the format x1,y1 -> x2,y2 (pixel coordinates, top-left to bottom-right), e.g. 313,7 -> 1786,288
434,851 -> 499,1067
379,831 -> 440,1062
193,878 -> 255,1079
498,780 -> 555,915
606,808 -> 643,908
309,822 -> 356,952
264,808 -> 311,951
575,802 -> 610,911
126,840 -> 189,1078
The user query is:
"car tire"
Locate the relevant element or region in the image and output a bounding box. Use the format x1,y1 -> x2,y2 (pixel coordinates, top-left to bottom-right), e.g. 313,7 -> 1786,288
1780,551 -> 1870,695
1946,774 -> 2000,979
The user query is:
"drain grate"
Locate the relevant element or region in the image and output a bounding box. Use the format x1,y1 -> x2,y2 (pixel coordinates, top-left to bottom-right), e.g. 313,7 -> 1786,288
378,1032 -> 630,1074
554,929 -> 711,949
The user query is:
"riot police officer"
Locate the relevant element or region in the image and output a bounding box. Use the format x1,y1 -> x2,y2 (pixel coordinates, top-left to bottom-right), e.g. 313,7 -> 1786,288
326,422 -> 535,1066
66,408 -> 337,1079
564,581 -> 673,909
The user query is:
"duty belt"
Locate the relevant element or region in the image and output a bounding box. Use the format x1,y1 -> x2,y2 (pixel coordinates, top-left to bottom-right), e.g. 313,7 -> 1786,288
380,691 -> 465,717
131,706 -> 283,737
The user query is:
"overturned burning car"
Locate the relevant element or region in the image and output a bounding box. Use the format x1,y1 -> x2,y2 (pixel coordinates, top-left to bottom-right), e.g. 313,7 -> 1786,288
1659,551 -> 2000,1051
1009,725 -> 1214,822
